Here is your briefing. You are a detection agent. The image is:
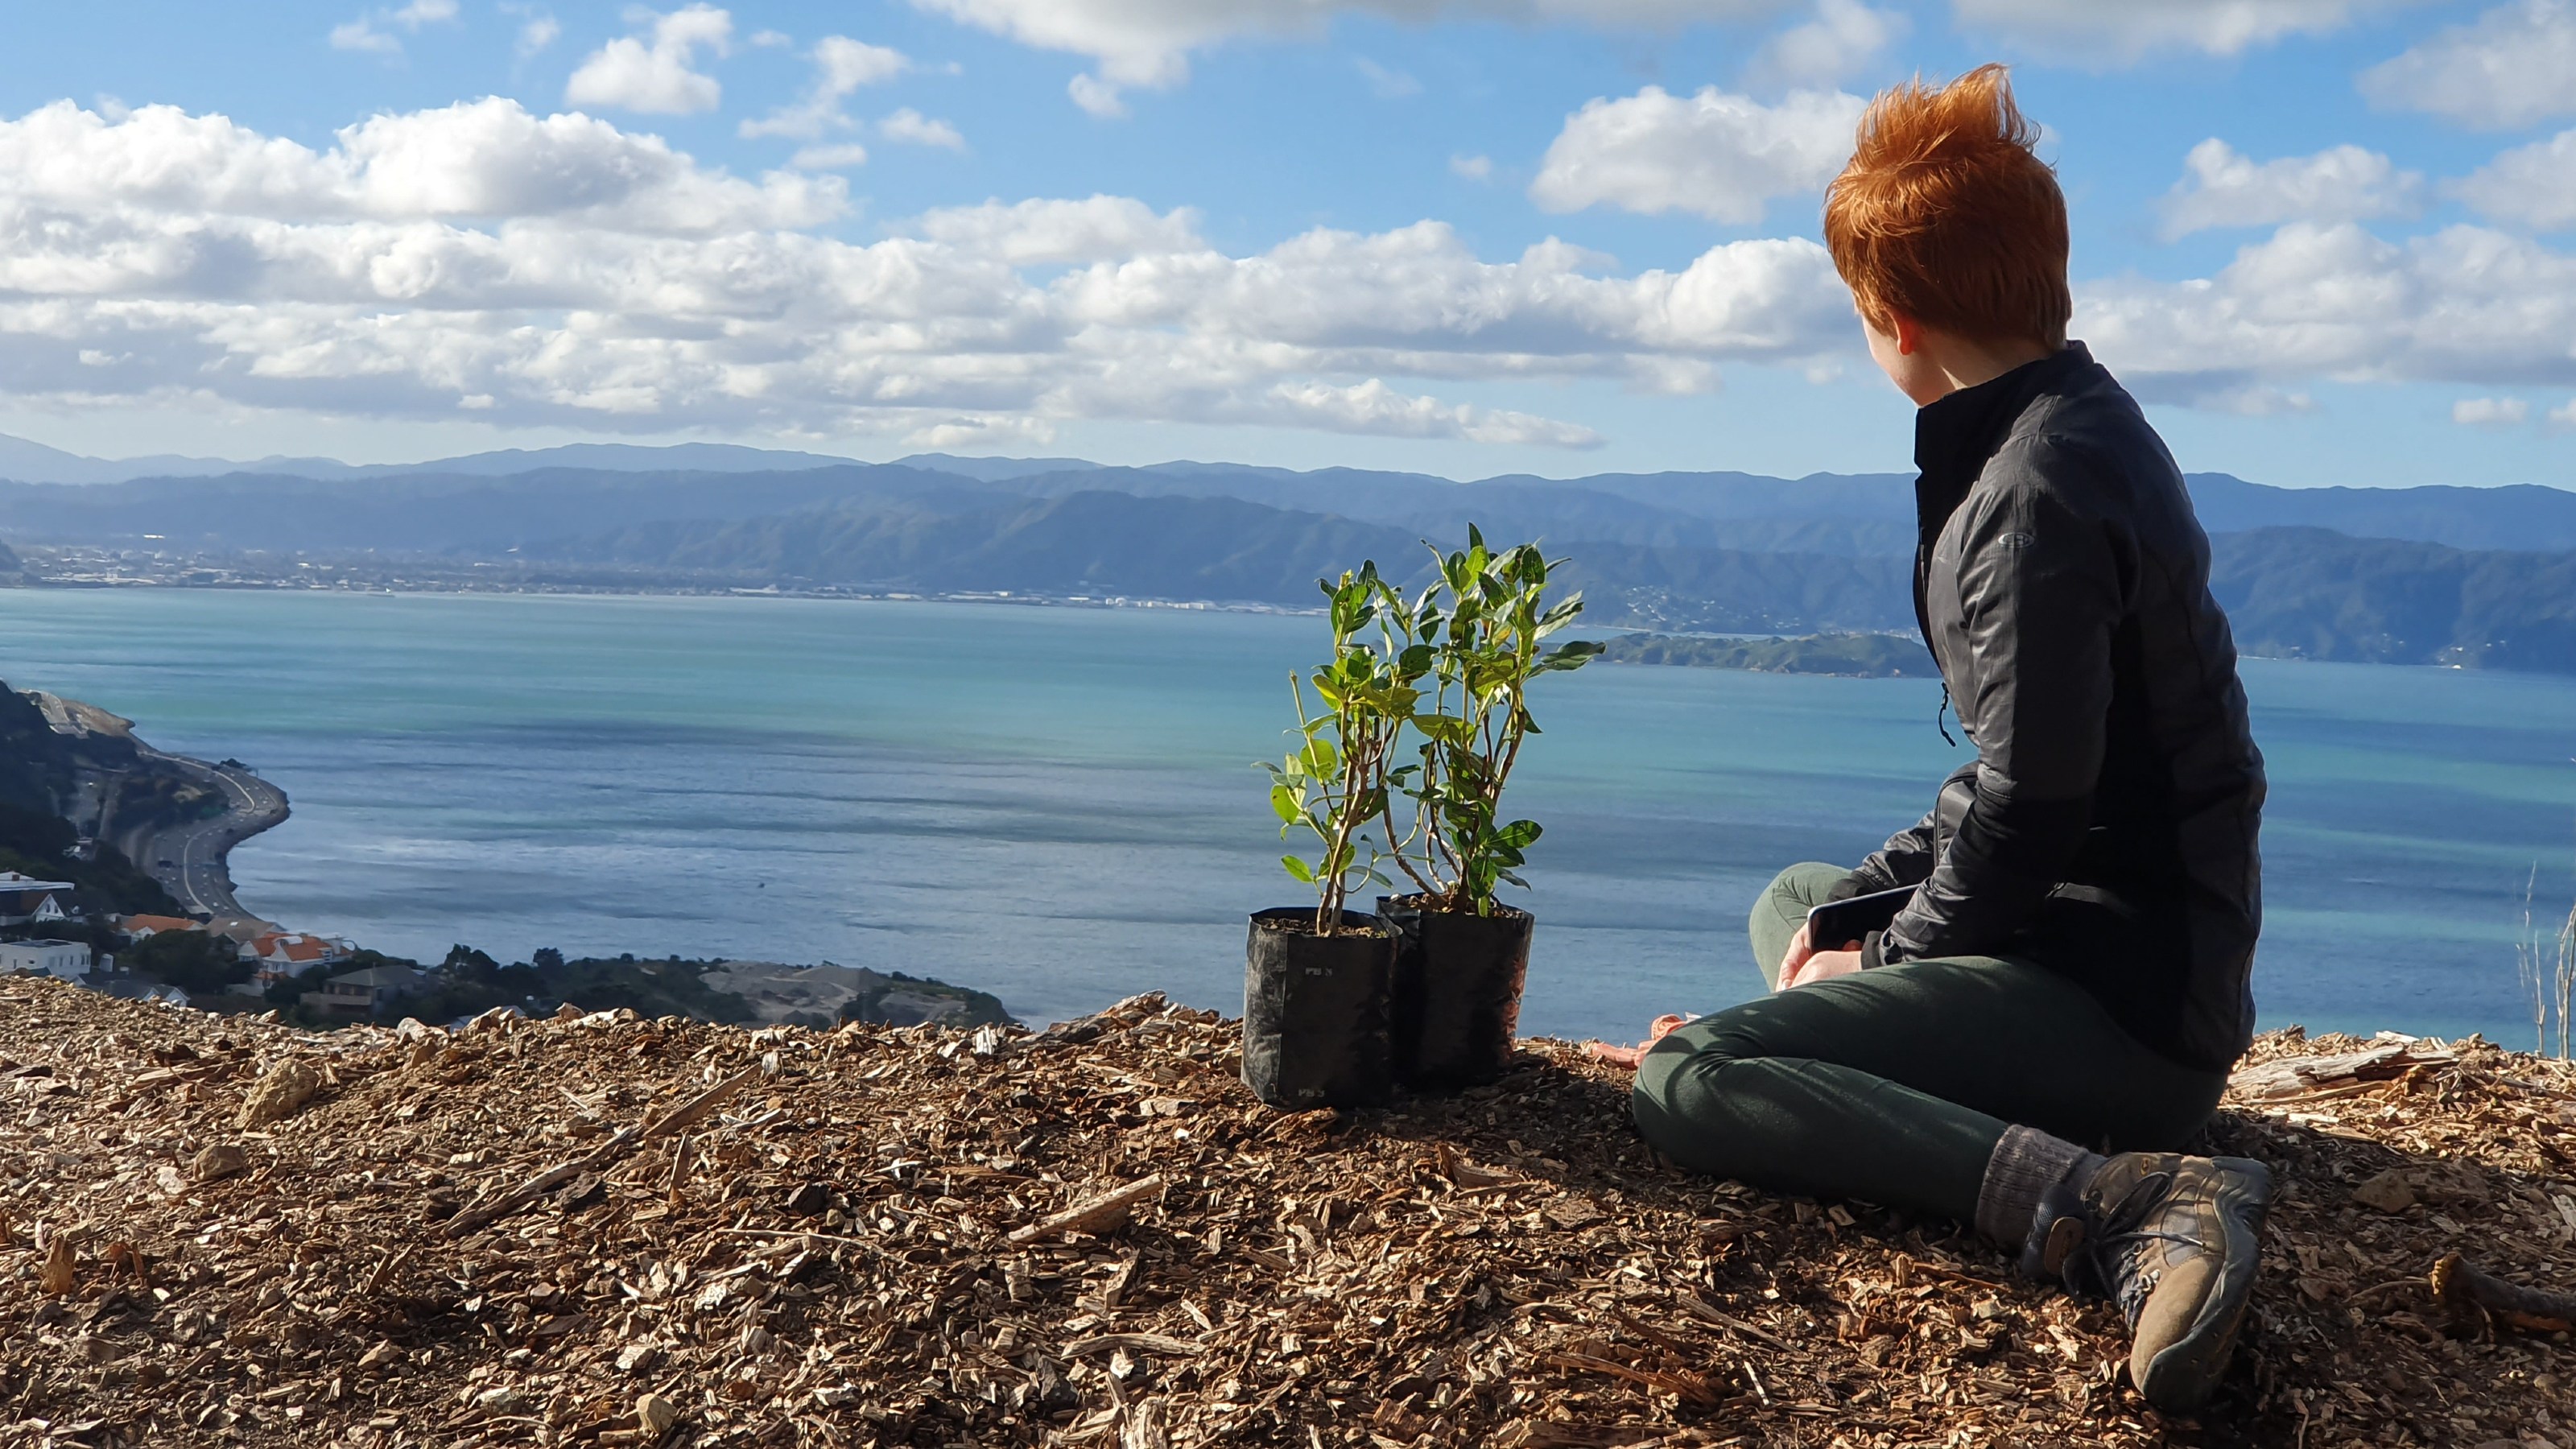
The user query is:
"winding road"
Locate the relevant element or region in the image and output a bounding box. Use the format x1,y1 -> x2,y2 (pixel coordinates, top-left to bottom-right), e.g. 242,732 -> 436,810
118,751 -> 290,924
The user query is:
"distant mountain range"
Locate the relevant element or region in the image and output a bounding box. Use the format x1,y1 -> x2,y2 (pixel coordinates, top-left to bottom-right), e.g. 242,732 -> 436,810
2,433 -> 2573,673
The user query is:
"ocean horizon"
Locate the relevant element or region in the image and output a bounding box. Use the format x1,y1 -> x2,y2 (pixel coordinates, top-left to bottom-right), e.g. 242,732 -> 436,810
6,586 -> 2573,1048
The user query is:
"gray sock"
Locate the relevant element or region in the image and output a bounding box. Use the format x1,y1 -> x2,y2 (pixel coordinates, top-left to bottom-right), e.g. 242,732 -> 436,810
1974,1125 -> 2105,1245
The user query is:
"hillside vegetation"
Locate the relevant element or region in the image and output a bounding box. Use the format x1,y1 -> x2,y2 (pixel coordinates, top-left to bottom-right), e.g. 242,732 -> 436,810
2210,528 -> 2576,672
12,452 -> 2576,673
1599,632 -> 1938,676
0,683 -> 179,917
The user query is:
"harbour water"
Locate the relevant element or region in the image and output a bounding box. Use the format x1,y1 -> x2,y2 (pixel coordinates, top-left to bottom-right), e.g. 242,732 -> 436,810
5,588 -> 2573,1046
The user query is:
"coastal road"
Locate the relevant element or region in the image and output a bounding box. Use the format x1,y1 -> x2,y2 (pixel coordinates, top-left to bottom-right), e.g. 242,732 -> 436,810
122,753 -> 290,923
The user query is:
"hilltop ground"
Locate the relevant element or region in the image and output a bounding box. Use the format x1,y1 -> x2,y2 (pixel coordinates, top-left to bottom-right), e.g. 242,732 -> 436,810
6,976 -> 2576,1448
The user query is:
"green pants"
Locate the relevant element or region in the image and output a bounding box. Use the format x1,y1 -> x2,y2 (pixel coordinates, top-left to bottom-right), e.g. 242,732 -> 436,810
1631,863 -> 2227,1224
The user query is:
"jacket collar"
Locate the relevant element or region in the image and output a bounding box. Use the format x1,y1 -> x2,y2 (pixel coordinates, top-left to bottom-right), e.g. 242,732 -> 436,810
1911,340 -> 2095,537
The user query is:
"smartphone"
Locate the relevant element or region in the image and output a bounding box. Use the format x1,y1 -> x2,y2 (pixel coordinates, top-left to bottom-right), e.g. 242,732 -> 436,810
1805,885 -> 1917,949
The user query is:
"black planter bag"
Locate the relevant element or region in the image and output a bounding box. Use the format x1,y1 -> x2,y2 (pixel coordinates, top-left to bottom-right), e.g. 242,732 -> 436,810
1241,908 -> 1393,1109
1378,895 -> 1532,1089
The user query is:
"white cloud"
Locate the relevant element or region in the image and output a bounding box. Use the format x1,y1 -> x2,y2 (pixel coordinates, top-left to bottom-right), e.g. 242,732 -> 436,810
516,14 -> 562,57
565,5 -> 733,115
1451,154 -> 1493,180
0,101 -> 1863,449
1748,0 -> 1905,88
742,35 -> 911,140
880,109 -> 967,150
0,97 -> 840,232
790,142 -> 871,170
2155,139 -> 2425,240
1955,0 -> 2425,60
1355,58 -> 1422,99
906,0 -> 1790,112
1529,86 -> 1863,224
2550,398 -> 2576,427
2078,221 -> 2576,404
330,0 -> 461,56
1067,74 -> 1129,118
2452,396 -> 2531,426
2453,129 -> 2576,231
1261,380 -> 1602,446
2359,0 -> 2576,130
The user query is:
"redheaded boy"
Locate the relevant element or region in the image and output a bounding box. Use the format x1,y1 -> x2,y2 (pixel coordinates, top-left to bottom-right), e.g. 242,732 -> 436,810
1629,66 -> 2272,1414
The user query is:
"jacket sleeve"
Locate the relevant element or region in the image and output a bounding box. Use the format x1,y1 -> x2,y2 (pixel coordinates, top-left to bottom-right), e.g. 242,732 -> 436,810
1838,811 -> 1939,898
1869,442 -> 2121,966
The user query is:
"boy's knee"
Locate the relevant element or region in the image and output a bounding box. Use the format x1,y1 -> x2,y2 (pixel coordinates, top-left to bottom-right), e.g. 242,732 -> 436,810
1638,1031 -> 1761,1165
1760,861 -> 1852,914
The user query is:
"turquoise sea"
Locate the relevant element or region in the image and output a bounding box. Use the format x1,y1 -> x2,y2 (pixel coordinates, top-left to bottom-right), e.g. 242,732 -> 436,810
4,588 -> 2573,1046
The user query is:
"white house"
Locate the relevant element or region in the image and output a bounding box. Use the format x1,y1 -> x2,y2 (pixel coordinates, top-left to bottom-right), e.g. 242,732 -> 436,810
0,939 -> 93,980
0,873 -> 74,927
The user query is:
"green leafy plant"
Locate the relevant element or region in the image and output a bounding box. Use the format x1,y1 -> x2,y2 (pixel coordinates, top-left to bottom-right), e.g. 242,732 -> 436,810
1266,564 -> 1422,935
1384,527 -> 1601,914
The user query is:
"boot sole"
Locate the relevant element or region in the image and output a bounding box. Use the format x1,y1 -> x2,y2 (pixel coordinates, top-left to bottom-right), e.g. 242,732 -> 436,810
2135,1156 -> 2274,1414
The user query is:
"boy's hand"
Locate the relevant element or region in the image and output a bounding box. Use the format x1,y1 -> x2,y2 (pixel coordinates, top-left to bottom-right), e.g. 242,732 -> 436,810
1584,1013 -> 1694,1071
1779,923 -> 1864,991
1781,947 -> 1864,989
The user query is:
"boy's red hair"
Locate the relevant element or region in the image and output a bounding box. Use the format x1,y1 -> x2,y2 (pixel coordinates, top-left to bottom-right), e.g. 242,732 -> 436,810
1823,64 -> 2070,349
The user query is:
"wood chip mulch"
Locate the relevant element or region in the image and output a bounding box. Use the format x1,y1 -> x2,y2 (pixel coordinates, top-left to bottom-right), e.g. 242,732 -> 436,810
6,974 -> 2576,1448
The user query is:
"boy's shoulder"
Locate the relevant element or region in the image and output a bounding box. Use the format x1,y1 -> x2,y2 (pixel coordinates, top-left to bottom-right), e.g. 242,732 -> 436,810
1987,366 -> 2182,506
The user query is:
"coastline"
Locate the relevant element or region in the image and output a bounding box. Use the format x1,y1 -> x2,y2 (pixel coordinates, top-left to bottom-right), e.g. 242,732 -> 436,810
32,687 -> 291,930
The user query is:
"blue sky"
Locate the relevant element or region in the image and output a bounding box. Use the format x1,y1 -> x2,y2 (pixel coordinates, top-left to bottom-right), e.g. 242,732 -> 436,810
0,0 -> 2570,486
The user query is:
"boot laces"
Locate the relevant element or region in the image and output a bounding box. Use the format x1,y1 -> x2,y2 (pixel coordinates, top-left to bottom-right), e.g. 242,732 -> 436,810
2068,1170 -> 2205,1323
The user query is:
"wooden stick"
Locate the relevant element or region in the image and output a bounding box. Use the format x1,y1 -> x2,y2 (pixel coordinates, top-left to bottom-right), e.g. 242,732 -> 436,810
642,1068 -> 762,1141
1005,1174 -> 1166,1246
1063,1332 -> 1203,1358
1538,1352 -> 1719,1406
2431,1253 -> 2576,1332
1673,1294 -> 1791,1351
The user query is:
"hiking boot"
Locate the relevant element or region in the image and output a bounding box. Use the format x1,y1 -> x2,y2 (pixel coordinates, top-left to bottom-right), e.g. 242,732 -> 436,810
2021,1152 -> 2273,1414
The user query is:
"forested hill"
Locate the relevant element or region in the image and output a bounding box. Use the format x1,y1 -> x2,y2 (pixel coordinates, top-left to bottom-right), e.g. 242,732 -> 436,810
536,489 -> 1922,635
2209,529 -> 2576,673
0,684 -> 180,916
7,447 -> 2576,673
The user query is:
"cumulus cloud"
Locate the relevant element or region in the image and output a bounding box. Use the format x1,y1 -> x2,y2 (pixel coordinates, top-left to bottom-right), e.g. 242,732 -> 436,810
1067,74 -> 1129,119
741,35 -> 910,141
2452,396 -> 2530,426
1954,0 -> 2424,60
2077,221 -> 2576,404
330,0 -> 461,56
2452,129 -> 2576,231
2359,0 -> 2576,130
2155,139 -> 2425,240
0,97 -> 840,231
0,101 -> 1865,448
790,142 -> 871,170
1529,86 -> 1862,225
906,0 -> 1790,114
1261,381 -> 1602,446
880,109 -> 967,150
2552,398 -> 2576,427
514,13 -> 562,57
1747,0 -> 1905,88
1355,58 -> 1422,99
565,5 -> 733,115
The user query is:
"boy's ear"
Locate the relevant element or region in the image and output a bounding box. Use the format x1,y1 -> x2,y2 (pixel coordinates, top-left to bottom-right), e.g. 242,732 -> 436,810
1889,311 -> 1924,357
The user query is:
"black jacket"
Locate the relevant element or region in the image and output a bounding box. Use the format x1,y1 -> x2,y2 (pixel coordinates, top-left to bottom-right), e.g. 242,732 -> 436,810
1837,342 -> 2267,1072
